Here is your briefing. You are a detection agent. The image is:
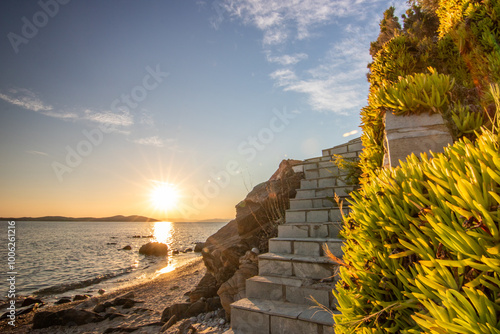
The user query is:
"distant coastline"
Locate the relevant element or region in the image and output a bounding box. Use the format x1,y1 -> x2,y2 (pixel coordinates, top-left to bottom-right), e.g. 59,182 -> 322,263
0,215 -> 230,223
0,215 -> 159,222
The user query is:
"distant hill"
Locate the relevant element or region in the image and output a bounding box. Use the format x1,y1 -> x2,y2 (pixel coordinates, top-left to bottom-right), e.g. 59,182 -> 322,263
1,215 -> 159,222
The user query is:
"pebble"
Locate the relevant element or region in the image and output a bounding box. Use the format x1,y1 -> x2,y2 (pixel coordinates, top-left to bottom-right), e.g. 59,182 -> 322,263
219,318 -> 226,325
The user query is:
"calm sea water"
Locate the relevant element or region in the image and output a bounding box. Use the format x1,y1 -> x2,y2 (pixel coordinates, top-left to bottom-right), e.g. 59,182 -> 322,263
1,221 -> 226,301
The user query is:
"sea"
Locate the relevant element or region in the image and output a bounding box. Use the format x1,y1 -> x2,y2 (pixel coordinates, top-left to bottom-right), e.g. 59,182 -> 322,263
1,220 -> 226,303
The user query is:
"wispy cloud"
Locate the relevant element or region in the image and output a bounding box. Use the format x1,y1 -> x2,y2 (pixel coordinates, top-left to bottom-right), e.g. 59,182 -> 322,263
39,110 -> 79,120
220,0 -> 387,45
266,53 -> 308,65
0,88 -> 137,130
0,88 -> 53,112
343,129 -> 359,137
26,150 -> 49,156
83,109 -> 134,127
218,0 -> 407,114
131,136 -> 166,147
270,31 -> 374,113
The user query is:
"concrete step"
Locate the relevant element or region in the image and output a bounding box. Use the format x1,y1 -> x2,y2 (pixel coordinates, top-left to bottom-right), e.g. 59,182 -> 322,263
322,137 -> 363,158
246,275 -> 337,309
269,237 -> 343,257
304,166 -> 341,179
295,185 -> 356,199
278,222 -> 342,239
289,195 -> 351,210
231,298 -> 337,334
285,207 -> 349,224
259,253 -> 337,280
300,175 -> 353,189
304,155 -> 334,163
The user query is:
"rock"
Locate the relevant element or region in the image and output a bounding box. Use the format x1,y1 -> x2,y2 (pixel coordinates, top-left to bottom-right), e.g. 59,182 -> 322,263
107,242 -> 117,245
74,296 -> 99,310
189,273 -> 218,303
216,308 -> 225,319
107,307 -> 118,313
194,242 -> 204,252
172,249 -> 180,255
32,309 -> 104,329
201,159 -> 303,287
112,297 -> 140,308
116,291 -> 135,299
183,248 -> 193,253
93,303 -> 106,313
0,304 -> 37,320
98,289 -> 106,295
218,250 -> 259,316
73,294 -> 90,301
104,312 -> 126,320
104,322 -> 163,333
122,299 -> 135,309
185,300 -> 207,317
122,245 -> 132,250
161,303 -> 190,322
55,297 -> 71,305
21,297 -> 43,307
177,319 -> 196,334
219,318 -> 226,325
205,297 -> 222,311
160,315 -> 177,332
251,247 -> 260,254
139,242 -> 169,256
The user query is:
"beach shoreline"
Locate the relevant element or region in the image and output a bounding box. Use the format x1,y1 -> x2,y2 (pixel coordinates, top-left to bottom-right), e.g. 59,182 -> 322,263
0,257 -> 226,333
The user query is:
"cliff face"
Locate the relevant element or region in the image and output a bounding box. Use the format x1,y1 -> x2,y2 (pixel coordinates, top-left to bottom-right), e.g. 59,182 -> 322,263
200,159 -> 303,286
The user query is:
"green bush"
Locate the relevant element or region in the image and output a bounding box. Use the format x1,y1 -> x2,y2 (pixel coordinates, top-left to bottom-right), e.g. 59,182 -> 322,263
334,125 -> 500,333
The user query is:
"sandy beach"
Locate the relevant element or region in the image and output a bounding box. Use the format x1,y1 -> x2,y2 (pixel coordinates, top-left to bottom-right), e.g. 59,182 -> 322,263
0,258 -> 228,334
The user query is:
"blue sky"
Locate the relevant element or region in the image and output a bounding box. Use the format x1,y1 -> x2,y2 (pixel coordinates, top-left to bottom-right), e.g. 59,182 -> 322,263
0,0 -> 407,220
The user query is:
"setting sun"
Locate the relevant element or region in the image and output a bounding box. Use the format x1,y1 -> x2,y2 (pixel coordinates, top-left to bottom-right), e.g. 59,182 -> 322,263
150,183 -> 179,212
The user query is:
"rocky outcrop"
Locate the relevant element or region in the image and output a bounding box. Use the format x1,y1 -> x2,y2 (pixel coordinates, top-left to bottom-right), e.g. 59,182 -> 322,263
197,159 -> 303,312
217,250 -> 259,316
139,242 -> 169,256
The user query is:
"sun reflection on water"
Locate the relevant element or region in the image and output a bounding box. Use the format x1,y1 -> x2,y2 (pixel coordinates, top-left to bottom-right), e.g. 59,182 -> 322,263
157,263 -> 176,275
152,222 -> 176,275
152,221 -> 173,247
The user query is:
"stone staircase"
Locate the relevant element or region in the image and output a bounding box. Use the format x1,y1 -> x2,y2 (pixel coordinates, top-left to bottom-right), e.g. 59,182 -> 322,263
226,138 -> 363,334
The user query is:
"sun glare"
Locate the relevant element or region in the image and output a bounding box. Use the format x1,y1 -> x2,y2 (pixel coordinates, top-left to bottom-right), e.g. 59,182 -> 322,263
150,183 -> 179,212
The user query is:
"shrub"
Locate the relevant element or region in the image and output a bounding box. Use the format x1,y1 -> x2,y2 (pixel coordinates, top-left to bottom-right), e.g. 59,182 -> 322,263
333,124 -> 500,333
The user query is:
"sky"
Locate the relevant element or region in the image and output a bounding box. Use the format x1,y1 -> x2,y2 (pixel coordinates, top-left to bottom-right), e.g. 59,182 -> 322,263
0,0 -> 407,221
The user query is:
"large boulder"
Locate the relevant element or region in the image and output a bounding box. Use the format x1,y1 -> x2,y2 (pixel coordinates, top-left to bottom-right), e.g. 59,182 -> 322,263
139,242 -> 169,256
218,250 -> 259,316
201,159 -> 303,287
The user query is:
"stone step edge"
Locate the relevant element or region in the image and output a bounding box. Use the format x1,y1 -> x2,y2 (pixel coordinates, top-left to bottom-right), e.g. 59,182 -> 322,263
247,275 -> 336,291
301,174 -> 356,182
290,195 -> 351,202
259,252 -> 335,265
231,297 -> 338,326
296,185 -> 357,192
286,207 -> 350,213
270,237 -> 343,243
